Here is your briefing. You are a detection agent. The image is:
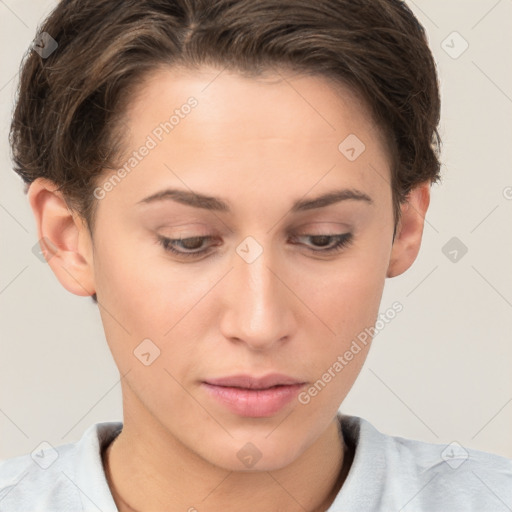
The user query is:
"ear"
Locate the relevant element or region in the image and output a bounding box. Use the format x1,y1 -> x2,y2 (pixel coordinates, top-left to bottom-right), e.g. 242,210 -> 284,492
27,178 -> 96,297
386,181 -> 431,278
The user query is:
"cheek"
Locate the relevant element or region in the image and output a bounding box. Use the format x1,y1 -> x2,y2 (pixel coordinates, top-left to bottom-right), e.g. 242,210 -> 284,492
306,246 -> 387,333
94,236 -> 217,372
93,229 -> 178,326
298,243 -> 387,375
91,231 -> 170,362
294,267 -> 383,410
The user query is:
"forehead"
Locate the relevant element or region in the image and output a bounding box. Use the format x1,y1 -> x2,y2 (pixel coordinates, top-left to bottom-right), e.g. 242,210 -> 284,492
106,65 -> 391,212
124,65 -> 383,148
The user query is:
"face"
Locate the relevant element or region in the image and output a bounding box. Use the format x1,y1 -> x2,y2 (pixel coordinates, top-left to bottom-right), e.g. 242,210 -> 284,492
34,65 -> 422,471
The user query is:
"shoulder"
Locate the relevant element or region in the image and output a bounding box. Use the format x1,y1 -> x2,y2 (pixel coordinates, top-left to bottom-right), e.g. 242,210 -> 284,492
0,421 -> 122,512
332,414 -> 512,511
0,437 -> 80,511
386,426 -> 512,508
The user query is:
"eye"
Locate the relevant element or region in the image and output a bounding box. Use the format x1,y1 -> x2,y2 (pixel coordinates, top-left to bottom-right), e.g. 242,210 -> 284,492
156,233 -> 353,259
157,235 -> 217,259
290,233 -> 354,255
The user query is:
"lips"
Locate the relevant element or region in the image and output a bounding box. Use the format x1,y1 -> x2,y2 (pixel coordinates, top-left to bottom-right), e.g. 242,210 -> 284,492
201,373 -> 307,417
203,373 -> 305,390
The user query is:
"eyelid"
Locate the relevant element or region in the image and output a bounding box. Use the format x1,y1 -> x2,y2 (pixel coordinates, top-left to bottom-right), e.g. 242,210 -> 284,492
156,232 -> 354,259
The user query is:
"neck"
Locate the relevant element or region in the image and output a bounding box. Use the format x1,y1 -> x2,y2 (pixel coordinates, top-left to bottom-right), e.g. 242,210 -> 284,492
102,414 -> 352,512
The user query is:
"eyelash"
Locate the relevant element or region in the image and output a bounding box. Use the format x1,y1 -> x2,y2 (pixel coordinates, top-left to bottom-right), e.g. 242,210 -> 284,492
156,233 -> 354,259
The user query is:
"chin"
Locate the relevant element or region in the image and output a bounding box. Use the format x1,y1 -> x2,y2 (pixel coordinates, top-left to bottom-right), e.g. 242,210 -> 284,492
201,434 -> 305,473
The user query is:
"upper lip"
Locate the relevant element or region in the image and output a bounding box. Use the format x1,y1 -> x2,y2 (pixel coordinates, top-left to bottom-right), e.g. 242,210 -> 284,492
203,373 -> 305,390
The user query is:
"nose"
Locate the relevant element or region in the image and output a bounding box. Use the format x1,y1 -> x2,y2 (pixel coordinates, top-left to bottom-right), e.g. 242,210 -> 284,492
219,240 -> 297,351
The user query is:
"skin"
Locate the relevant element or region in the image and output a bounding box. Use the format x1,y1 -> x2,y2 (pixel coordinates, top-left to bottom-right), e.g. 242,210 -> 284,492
27,66 -> 430,511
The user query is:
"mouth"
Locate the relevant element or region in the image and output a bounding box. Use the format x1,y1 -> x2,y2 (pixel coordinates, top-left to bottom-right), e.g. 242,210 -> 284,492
201,373 -> 306,417
203,373 -> 305,389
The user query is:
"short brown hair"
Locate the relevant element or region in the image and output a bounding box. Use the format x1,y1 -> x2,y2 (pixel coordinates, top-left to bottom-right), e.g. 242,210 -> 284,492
10,0 -> 442,301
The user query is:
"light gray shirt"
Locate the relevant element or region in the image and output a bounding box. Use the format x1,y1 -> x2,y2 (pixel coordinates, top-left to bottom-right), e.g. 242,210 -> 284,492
1,414 -> 511,511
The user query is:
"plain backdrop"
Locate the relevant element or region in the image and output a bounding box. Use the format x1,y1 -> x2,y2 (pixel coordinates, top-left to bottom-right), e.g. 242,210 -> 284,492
1,0 -> 511,461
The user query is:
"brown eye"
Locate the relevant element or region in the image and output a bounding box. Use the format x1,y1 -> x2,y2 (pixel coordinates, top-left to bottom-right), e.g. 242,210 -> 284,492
157,235 -> 216,258
156,233 -> 354,261
177,237 -> 206,250
291,233 -> 354,254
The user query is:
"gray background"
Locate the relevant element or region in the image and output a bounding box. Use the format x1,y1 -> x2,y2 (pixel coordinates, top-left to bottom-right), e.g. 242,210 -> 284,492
1,0 -> 511,461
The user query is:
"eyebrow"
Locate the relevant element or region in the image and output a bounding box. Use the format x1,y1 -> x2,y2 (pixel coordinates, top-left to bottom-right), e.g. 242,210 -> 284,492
137,187 -> 373,213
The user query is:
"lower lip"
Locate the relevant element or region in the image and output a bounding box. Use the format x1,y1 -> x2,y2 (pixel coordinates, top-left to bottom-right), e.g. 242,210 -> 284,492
201,382 -> 305,417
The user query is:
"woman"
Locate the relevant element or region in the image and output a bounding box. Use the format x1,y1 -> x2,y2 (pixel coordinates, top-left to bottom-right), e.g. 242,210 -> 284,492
1,0 -> 511,510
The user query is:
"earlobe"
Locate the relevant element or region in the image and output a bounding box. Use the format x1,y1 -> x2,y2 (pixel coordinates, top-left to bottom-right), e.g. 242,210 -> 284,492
386,182 -> 431,278
27,178 -> 96,297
